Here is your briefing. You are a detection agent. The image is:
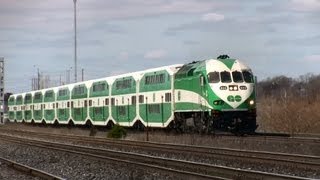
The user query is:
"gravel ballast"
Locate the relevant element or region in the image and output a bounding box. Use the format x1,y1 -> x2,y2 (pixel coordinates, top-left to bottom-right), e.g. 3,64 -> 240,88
0,140 -> 177,180
10,134 -> 319,179
1,123 -> 319,179
3,123 -> 319,156
0,160 -> 39,180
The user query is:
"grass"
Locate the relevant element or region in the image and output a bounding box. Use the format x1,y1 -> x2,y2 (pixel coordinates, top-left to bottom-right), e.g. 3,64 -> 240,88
107,124 -> 127,139
257,97 -> 320,134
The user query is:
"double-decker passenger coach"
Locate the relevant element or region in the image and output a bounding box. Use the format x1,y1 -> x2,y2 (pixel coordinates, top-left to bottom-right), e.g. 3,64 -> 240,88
8,56 -> 257,134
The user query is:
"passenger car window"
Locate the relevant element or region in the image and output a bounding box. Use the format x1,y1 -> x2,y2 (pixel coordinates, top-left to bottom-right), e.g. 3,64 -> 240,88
208,72 -> 220,83
243,70 -> 254,83
220,71 -> 232,83
232,71 -> 243,83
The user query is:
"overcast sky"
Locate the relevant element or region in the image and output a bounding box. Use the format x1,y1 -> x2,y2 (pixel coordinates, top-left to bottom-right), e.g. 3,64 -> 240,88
1,0 -> 320,93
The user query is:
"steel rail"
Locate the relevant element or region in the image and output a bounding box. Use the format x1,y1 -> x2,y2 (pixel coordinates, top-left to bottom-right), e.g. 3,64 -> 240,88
1,129 -> 319,169
0,156 -> 65,180
0,134 -> 314,180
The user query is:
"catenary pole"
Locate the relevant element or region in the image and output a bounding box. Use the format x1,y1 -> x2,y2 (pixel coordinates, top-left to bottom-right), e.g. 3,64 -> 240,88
73,0 -> 77,83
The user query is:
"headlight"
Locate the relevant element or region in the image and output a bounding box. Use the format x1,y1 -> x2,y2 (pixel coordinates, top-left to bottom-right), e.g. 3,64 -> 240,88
249,100 -> 254,105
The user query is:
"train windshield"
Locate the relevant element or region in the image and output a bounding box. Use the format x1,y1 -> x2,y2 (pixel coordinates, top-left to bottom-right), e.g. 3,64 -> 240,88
232,71 -> 243,83
208,71 -> 220,83
243,70 -> 254,83
220,71 -> 232,83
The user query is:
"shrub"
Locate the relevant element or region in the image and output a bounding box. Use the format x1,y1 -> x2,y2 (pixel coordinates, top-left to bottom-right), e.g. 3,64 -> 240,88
107,124 -> 127,139
257,97 -> 320,134
89,127 -> 97,136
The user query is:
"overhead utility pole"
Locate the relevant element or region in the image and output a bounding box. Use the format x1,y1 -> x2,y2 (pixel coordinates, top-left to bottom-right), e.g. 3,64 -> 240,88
73,0 -> 78,83
37,68 -> 40,90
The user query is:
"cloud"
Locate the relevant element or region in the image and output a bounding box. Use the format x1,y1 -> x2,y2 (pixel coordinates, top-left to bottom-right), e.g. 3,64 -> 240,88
79,1 -> 227,19
289,0 -> 320,12
303,55 -> 320,62
183,40 -> 200,45
144,49 -> 167,59
109,69 -> 128,76
165,16 -> 276,36
264,35 -> 320,47
0,1 -> 228,38
118,51 -> 129,60
201,13 -> 224,22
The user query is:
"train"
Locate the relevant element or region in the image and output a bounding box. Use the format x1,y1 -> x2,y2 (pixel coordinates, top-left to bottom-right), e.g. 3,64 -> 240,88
7,56 -> 257,134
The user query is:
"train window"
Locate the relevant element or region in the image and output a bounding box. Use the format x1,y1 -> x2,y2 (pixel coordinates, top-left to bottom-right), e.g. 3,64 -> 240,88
139,95 -> 144,103
118,106 -> 126,115
25,111 -> 30,116
16,96 -> 22,102
89,100 -> 92,107
34,93 -> 41,100
93,83 -> 106,92
9,97 -> 14,103
132,96 -> 136,105
220,71 -> 232,83
56,103 -> 58,109
187,68 -> 195,76
243,71 -> 254,83
53,103 -> 55,109
111,98 -> 115,106
165,93 -> 171,102
208,72 -> 220,83
59,109 -> 65,115
75,108 -> 81,115
67,102 -> 70,108
95,107 -> 102,114
74,86 -> 85,95
71,102 -> 74,108
105,98 -> 109,106
25,94 -> 32,102
145,74 -> 165,85
84,100 -> 88,107
45,91 -> 54,98
58,89 -> 68,96
148,104 -> 160,114
232,71 -> 243,83
116,79 -> 132,90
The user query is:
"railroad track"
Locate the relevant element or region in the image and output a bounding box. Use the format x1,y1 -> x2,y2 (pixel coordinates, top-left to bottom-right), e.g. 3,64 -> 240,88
0,134 -> 313,180
1,129 -> 319,166
0,156 -> 64,180
213,132 -> 320,145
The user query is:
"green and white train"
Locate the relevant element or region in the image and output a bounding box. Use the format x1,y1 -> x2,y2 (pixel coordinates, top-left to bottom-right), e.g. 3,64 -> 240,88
8,56 -> 257,133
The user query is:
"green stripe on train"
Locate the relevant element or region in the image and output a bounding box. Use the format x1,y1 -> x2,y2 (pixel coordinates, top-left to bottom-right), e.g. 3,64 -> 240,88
175,102 -> 211,111
24,110 -> 32,120
57,108 -> 69,121
9,111 -> 15,120
44,110 -> 55,121
33,110 -> 43,121
111,105 -> 136,123
16,111 -> 23,120
139,103 -> 172,124
89,106 -> 109,122
71,107 -> 87,121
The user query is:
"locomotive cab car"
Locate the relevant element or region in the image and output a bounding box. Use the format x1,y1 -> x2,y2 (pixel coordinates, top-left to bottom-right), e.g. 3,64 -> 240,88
8,56 -> 257,134
174,56 -> 257,134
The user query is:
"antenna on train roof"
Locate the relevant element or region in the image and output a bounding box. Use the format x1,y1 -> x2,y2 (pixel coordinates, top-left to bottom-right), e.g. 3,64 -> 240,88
217,54 -> 230,59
